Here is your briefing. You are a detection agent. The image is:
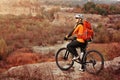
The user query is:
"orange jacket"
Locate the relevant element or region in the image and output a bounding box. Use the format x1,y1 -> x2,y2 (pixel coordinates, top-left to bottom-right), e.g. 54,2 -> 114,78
72,24 -> 85,43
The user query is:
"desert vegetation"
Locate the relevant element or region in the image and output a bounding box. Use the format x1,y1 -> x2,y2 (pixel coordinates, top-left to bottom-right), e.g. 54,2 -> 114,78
72,2 -> 120,15
83,2 -> 120,15
0,14 -> 119,59
0,0 -> 119,80
0,14 -> 119,80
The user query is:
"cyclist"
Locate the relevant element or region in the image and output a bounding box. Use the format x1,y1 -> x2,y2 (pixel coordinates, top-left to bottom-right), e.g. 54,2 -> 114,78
64,14 -> 88,71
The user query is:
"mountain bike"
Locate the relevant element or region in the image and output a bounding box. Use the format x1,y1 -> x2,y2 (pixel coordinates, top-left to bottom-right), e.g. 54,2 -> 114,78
55,38 -> 104,74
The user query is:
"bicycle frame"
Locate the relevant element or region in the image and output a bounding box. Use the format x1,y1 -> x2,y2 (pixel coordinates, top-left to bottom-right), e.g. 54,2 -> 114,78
56,38 -> 104,74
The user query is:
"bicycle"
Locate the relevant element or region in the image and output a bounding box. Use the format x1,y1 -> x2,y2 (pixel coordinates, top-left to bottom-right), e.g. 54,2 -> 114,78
55,38 -> 104,74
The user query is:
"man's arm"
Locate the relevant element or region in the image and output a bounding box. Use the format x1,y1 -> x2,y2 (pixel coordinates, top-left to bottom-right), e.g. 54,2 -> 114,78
66,24 -> 78,38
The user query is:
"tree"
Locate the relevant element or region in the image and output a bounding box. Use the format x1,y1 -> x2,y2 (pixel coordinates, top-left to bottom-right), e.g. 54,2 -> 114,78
83,2 -> 96,13
95,5 -> 108,16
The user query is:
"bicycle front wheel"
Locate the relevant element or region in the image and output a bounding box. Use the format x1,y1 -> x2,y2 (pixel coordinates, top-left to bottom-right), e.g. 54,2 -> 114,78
84,50 -> 104,74
55,48 -> 74,70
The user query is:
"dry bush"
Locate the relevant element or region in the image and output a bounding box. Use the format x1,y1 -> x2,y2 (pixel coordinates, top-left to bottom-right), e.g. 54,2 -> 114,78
99,67 -> 120,80
72,5 -> 82,13
0,7 -> 62,54
6,50 -> 55,65
0,38 -> 8,60
107,43 -> 120,60
112,31 -> 120,42
93,24 -> 110,43
0,50 -> 55,73
6,53 -> 39,66
0,11 -> 119,56
0,15 -> 43,53
93,23 -> 120,43
43,7 -> 60,22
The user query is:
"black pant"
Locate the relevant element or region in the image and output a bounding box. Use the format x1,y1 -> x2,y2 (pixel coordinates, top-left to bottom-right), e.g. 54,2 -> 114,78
67,40 -> 86,57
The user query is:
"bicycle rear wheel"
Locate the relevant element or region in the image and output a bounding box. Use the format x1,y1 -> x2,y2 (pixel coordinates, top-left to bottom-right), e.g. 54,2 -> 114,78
55,48 -> 74,70
84,50 -> 104,74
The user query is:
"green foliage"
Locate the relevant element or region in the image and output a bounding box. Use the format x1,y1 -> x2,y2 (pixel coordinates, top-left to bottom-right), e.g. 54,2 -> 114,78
83,2 -> 120,15
95,6 -> 108,15
83,2 -> 96,13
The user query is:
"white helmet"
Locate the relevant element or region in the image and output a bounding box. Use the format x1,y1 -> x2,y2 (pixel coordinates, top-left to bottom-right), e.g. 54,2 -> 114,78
75,14 -> 84,19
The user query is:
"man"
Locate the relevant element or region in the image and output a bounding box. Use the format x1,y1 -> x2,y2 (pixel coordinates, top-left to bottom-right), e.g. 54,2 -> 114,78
64,14 -> 88,71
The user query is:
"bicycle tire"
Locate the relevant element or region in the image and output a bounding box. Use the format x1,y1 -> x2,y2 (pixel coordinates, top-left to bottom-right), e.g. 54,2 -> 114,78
55,48 -> 74,70
84,50 -> 104,74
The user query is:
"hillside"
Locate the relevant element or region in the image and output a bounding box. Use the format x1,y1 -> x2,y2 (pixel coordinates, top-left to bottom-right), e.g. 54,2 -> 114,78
42,0 -> 120,7
0,0 -> 41,16
0,0 -> 119,16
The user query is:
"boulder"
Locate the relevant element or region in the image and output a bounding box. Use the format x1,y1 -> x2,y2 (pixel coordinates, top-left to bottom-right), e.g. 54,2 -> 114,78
0,57 -> 120,80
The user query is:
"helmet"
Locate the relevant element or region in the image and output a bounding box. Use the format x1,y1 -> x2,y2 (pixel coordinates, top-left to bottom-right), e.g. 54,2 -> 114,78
75,14 -> 84,19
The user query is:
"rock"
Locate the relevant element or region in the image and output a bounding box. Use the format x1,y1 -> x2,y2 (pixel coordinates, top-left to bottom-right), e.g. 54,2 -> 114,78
0,57 -> 120,80
111,57 -> 120,71
104,56 -> 120,71
0,62 -> 84,80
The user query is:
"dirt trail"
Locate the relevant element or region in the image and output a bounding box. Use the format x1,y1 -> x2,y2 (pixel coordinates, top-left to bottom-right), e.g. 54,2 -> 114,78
32,42 -> 69,54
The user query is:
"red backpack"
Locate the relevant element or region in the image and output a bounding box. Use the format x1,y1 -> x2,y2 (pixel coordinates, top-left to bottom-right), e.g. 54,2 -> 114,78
82,20 -> 94,41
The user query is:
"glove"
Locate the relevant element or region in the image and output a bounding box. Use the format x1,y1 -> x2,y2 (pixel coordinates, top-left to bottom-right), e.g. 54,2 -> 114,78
64,35 -> 68,40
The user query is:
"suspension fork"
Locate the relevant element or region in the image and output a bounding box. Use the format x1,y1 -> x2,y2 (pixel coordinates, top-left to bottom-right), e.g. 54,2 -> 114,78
63,50 -> 69,60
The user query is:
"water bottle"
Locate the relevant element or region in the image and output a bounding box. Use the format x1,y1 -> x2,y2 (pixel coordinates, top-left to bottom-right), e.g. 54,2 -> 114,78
80,52 -> 84,59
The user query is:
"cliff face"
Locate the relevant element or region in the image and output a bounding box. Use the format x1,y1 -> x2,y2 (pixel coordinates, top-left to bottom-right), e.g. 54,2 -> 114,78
0,0 -> 41,16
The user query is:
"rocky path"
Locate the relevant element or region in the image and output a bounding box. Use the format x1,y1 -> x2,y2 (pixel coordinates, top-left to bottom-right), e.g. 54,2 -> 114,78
0,62 -> 84,80
0,57 -> 120,80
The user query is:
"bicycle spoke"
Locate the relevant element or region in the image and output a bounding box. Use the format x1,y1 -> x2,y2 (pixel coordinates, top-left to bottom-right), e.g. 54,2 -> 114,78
56,48 -> 74,70
85,50 -> 104,74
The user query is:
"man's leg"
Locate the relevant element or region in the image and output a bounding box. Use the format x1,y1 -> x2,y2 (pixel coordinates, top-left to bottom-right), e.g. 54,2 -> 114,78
67,40 -> 80,57
67,40 -> 86,71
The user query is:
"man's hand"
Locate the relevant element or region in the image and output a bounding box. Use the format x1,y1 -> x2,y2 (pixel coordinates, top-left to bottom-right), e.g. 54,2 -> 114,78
64,35 -> 68,40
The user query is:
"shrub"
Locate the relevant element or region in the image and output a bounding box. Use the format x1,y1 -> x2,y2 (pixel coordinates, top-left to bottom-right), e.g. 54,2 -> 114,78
107,43 -> 120,60
112,31 -> 120,42
43,7 -> 60,22
95,5 -> 108,15
0,38 -> 8,60
93,24 -> 110,43
6,53 -> 39,66
93,23 -> 120,43
83,2 -> 120,15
